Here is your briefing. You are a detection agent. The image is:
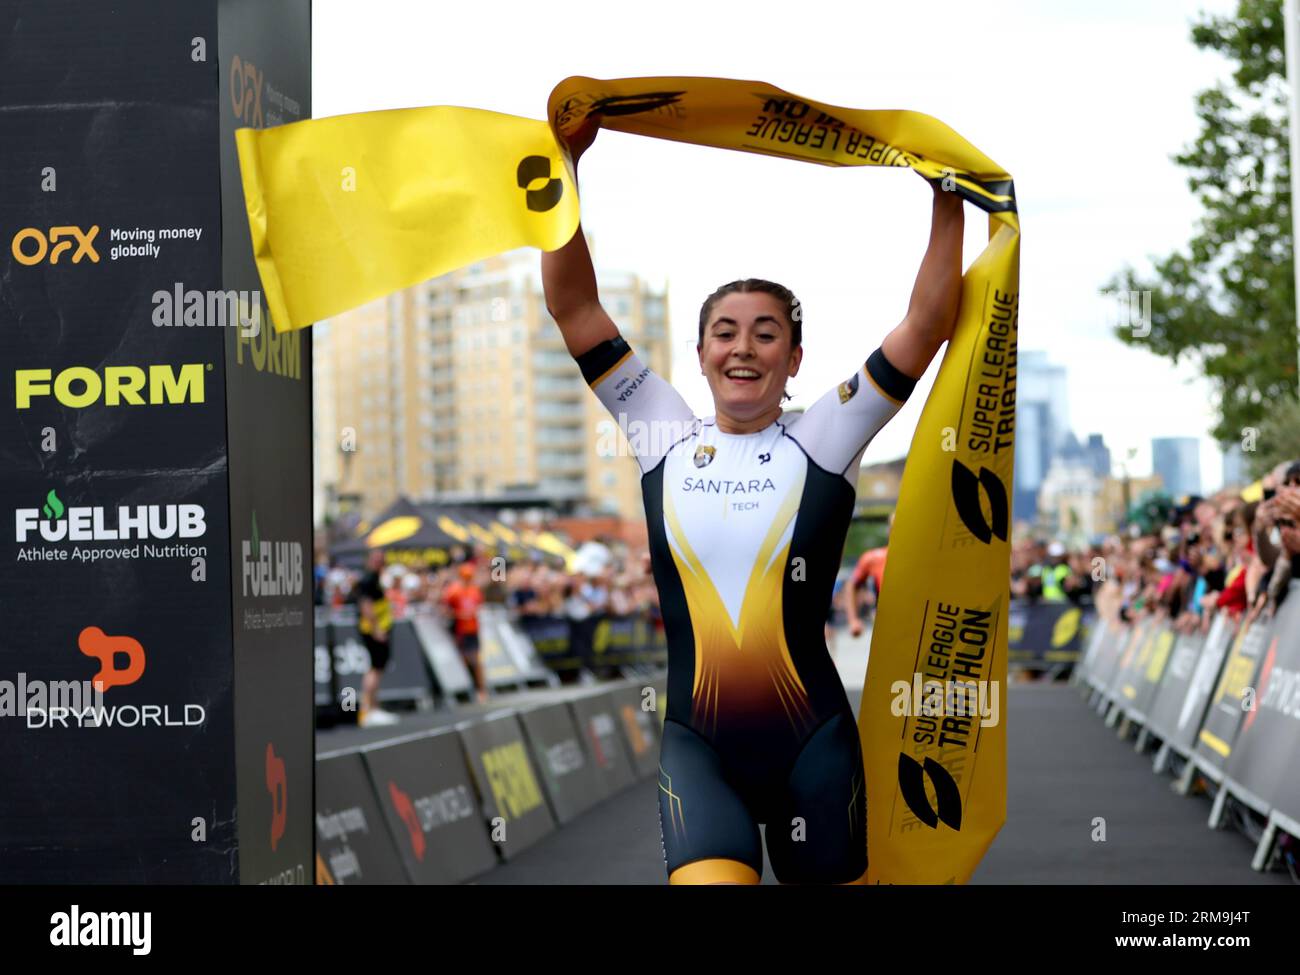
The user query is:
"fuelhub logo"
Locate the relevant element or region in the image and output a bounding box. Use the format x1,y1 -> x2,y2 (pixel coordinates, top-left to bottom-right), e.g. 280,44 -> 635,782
241,512 -> 303,597
14,489 -> 207,564
241,511 -> 305,632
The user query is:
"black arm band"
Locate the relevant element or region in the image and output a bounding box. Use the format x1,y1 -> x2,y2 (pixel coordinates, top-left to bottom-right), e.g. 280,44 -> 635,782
575,334 -> 632,386
866,345 -> 917,402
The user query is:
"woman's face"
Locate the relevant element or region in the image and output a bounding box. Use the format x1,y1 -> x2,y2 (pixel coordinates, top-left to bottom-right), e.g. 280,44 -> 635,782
698,292 -> 801,422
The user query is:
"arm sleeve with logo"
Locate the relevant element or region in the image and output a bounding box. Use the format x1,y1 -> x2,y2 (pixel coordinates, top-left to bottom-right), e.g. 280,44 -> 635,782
575,334 -> 698,475
783,346 -> 916,480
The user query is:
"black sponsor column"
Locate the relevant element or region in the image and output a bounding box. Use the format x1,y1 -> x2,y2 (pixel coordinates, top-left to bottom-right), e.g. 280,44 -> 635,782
0,0 -> 311,883
218,0 -> 313,888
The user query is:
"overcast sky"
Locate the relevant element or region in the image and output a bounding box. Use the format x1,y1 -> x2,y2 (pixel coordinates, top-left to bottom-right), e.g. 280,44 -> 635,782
314,0 -> 1245,490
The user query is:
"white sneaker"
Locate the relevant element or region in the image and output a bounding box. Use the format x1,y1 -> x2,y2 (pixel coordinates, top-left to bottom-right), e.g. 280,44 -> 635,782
361,708 -> 400,727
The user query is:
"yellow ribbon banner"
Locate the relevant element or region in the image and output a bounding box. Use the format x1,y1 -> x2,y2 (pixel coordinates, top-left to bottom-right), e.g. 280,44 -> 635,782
236,76 -> 1018,884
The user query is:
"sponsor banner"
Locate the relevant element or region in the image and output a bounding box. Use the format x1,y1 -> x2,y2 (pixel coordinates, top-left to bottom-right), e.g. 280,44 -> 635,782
314,606 -> 336,708
1172,612 -> 1239,755
478,604 -> 550,683
569,691 -> 637,795
1145,630 -> 1207,745
405,611 -> 475,700
1194,615 -> 1272,776
1104,618 -> 1154,704
313,612 -> 367,716
378,619 -> 435,705
457,713 -> 556,860
567,615 -> 603,670
1075,618 -> 1112,684
1223,581 -> 1300,815
1085,621 -> 1127,694
361,732 -> 497,884
219,0 -> 313,884
0,1 -> 236,881
1119,624 -> 1176,722
0,610 -> 235,881
312,613 -> 434,717
518,614 -> 576,670
595,615 -> 639,667
1005,601 -> 1086,668
1268,725 -> 1300,827
608,683 -> 662,779
517,701 -> 610,823
314,750 -> 408,885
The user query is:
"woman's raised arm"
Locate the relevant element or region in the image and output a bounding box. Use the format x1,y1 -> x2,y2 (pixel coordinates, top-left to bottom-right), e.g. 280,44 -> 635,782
880,179 -> 964,379
541,113 -> 619,358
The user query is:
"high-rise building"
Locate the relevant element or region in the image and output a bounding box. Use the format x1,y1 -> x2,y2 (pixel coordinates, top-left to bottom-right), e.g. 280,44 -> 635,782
1152,436 -> 1201,500
1013,351 -> 1069,521
1084,433 -> 1111,479
1221,442 -> 1247,489
313,242 -> 670,524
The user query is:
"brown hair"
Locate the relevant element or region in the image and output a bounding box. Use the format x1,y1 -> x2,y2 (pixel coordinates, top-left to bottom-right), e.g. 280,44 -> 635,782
698,279 -> 802,403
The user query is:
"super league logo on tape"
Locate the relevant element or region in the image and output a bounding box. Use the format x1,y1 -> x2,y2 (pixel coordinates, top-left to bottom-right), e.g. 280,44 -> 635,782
897,754 -> 963,831
516,156 -> 563,212
950,459 -> 1009,544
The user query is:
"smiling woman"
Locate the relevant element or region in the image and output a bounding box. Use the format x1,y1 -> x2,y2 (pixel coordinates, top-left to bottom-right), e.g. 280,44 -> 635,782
540,108 -> 964,886
697,280 -> 802,421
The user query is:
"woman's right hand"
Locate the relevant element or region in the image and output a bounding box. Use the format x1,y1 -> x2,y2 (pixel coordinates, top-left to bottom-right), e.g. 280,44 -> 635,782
563,111 -> 603,165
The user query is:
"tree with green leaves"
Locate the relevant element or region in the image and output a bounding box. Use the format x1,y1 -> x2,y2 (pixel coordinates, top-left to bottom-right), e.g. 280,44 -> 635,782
1105,0 -> 1297,477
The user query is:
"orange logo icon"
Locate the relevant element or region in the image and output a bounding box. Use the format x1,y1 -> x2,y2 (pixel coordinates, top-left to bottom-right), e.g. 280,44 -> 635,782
389,780 -> 425,861
11,226 -> 100,265
266,742 -> 287,851
77,626 -> 145,691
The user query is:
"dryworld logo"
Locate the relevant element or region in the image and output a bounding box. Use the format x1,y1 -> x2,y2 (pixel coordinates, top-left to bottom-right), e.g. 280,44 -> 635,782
79,626 -> 145,691
24,628 -> 207,730
242,511 -> 304,597
267,742 -> 287,851
389,780 -> 427,861
12,225 -> 100,265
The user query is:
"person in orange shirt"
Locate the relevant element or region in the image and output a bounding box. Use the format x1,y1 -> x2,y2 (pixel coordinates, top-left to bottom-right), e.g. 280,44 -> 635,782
442,562 -> 486,701
845,512 -> 893,638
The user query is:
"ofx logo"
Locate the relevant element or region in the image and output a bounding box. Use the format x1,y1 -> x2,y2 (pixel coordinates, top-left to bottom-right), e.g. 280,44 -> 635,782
266,742 -> 287,851
389,780 -> 426,861
77,626 -> 145,692
230,55 -> 263,127
11,226 -> 100,265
